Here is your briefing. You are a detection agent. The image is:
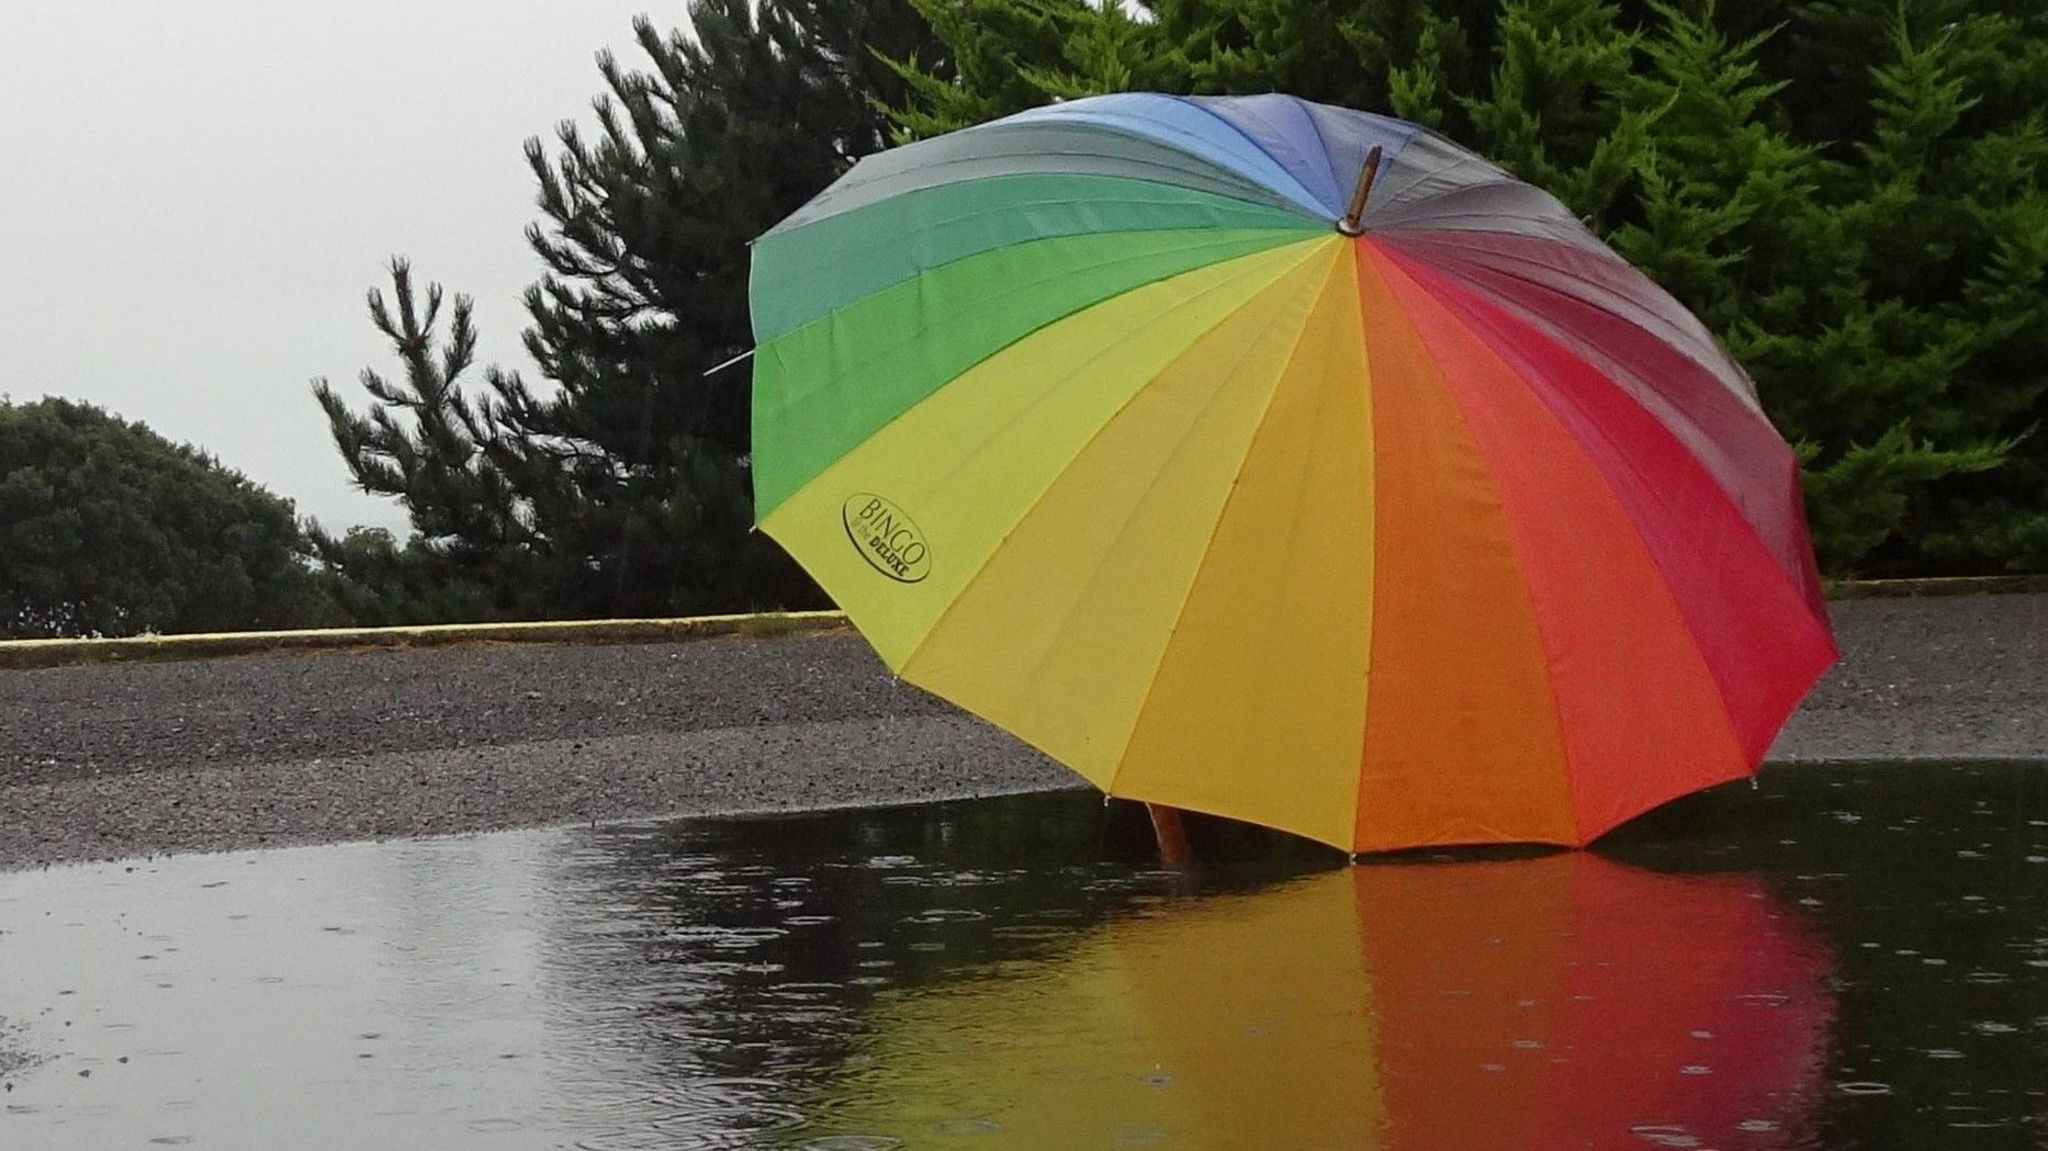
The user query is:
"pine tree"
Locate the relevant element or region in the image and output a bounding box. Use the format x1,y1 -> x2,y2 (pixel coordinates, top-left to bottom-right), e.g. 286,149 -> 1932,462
1574,2 -> 2036,570
476,0 -> 945,616
1456,0 -> 1653,225
1846,2 -> 2048,571
887,0 -> 2048,574
886,0 -> 1498,137
318,0 -> 946,619
311,260 -> 536,620
887,0 -> 1162,138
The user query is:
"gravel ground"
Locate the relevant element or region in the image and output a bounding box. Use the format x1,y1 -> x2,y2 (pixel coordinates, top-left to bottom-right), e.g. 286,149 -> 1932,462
0,1016 -> 32,1079
2,594 -> 2043,869
1769,593 -> 2048,762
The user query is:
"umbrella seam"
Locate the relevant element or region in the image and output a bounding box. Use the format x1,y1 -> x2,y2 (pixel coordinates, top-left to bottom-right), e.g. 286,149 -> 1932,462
1166,93 -> 1341,219
1354,245 -> 1582,846
1378,246 -> 1795,827
778,152 -> 1311,230
753,181 -> 1323,343
1372,228 -> 1764,412
1365,128 -> 1503,210
886,239 -> 1341,688
1279,96 -> 1435,224
1166,243 -> 1364,847
1369,181 -> 1603,248
1012,101 -> 1333,217
1185,95 -> 1347,210
755,230 -> 1320,516
1298,100 -> 1349,218
771,119 -> 1326,235
762,228 -> 1307,404
1378,236 -> 1818,620
1097,246 -> 1352,802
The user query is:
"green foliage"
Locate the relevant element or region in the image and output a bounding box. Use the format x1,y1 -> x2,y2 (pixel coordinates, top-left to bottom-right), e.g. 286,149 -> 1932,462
0,398 -> 336,639
311,526 -> 507,628
300,0 -> 2042,592
312,260 -> 535,622
889,0 -> 1500,131
319,0 -> 945,621
886,0 -> 2048,575
1455,0 -> 1649,218
1796,429 -> 2008,572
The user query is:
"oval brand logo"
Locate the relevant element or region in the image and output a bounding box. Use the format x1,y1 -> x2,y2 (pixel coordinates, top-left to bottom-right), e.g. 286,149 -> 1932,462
842,493 -> 931,584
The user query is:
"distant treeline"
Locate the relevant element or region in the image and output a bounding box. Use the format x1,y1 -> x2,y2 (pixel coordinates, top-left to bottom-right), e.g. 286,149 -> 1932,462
0,398 -> 337,639
6,0 -> 2043,638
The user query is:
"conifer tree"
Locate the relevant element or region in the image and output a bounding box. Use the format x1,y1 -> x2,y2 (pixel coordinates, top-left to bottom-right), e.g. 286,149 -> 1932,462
1457,0 -> 1651,224
320,0 -> 2048,593
1154,0 -> 1494,115
889,0 -> 1157,138
479,0 -> 943,617
1841,2 -> 2048,570
312,260 -> 535,620
319,0 -> 945,619
1607,3 -> 2037,570
887,0 -> 1497,138
886,0 -> 2047,574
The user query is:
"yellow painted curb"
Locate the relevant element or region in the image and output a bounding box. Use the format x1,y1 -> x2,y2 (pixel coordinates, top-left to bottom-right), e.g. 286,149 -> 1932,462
1,573 -> 2041,671
0,611 -> 849,671
1821,575 -> 2048,600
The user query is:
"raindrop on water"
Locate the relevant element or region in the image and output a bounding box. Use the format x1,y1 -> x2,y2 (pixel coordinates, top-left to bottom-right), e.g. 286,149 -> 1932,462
1628,1124 -> 1700,1148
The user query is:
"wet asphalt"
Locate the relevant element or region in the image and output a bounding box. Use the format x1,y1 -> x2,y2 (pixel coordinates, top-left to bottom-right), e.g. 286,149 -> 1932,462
1,594 -> 2042,869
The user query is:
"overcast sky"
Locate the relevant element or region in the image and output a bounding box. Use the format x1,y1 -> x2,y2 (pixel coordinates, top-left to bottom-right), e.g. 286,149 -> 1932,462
2,2 -> 666,534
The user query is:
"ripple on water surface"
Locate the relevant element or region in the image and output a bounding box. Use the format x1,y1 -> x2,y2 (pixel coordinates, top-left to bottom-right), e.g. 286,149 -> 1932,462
0,761 -> 2044,1148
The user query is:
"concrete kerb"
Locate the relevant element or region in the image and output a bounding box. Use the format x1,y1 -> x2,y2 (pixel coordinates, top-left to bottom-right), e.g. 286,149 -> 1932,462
2,574 -> 2042,671
0,611 -> 850,671
1820,574 -> 2048,600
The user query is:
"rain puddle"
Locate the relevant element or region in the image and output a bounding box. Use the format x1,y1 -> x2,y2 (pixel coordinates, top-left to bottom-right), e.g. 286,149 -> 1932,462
2,760 -> 2045,1149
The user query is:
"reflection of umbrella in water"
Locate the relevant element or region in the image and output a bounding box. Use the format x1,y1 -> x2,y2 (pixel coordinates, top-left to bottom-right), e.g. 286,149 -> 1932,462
805,854 -> 1832,1149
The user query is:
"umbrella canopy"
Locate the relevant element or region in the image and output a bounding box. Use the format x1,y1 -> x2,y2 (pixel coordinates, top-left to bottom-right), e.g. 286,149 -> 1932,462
801,855 -> 1834,1148
749,93 -> 1837,852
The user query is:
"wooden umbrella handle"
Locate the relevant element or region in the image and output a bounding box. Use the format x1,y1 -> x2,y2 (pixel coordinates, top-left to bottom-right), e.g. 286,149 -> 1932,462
1147,803 -> 1192,866
1337,144 -> 1385,236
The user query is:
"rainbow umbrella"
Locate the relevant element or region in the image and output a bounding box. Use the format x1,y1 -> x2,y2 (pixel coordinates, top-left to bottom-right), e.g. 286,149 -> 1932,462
749,93 -> 1837,852
799,856 -> 1834,1148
